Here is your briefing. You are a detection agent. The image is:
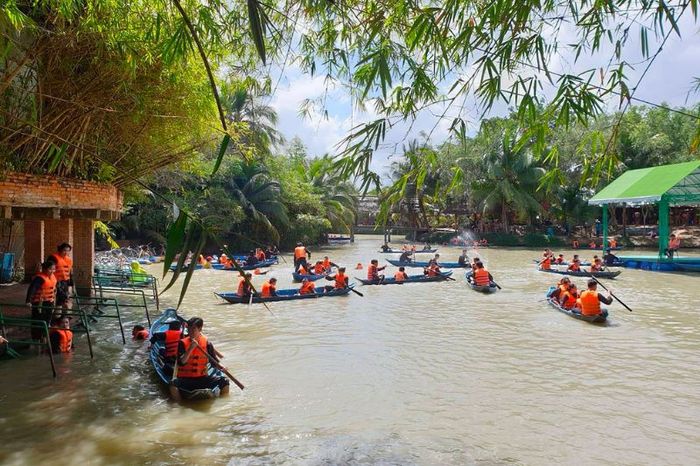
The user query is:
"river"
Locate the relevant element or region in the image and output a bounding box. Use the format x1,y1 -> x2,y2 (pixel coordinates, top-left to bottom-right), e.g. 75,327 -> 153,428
1,235 -> 699,465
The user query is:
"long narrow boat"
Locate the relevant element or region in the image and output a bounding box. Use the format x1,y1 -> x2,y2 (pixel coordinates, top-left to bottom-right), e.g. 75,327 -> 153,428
292,270 -> 332,282
673,263 -> 700,272
379,248 -> 438,254
465,272 -> 498,293
538,268 -> 621,279
355,271 -> 453,285
545,287 -> 608,324
149,308 -> 226,400
532,259 -> 592,266
574,246 -> 623,251
386,259 -> 469,268
169,258 -> 278,272
215,286 -> 353,304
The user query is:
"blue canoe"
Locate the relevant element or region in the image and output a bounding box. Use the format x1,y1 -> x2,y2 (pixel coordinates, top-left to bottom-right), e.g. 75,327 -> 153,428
292,271 -> 330,282
386,259 -> 469,268
546,287 -> 608,324
379,248 -> 438,254
532,259 -> 592,266
170,258 -> 278,272
465,272 -> 498,293
356,271 -> 453,285
149,308 -> 226,400
215,286 -> 354,304
538,267 -> 621,279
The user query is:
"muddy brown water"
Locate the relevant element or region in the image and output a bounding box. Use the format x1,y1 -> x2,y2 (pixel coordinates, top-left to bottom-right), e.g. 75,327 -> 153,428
1,236 -> 699,465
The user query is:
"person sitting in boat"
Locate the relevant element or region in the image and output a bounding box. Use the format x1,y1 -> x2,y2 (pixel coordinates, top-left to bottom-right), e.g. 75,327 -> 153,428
49,315 -> 73,354
422,244 -> 432,251
424,260 -> 442,277
219,253 -> 228,264
313,261 -> 327,275
156,320 -> 182,364
665,233 -> 681,259
590,258 -> 604,272
588,240 -> 597,248
432,253 -> 441,264
322,256 -> 337,271
472,261 -> 492,286
608,237 -> 618,248
367,259 -> 386,282
237,272 -> 253,298
603,249 -> 619,266
554,254 -> 565,264
567,258 -> 582,272
381,243 -> 390,252
543,248 -> 553,259
538,255 -> 552,270
399,250 -> 412,263
572,239 -> 580,249
299,278 -> 316,295
548,277 -> 571,301
255,248 -> 266,261
171,317 -> 229,401
265,245 -> 279,257
324,267 -> 349,291
260,278 -> 277,297
457,249 -> 469,267
577,280 -> 612,316
394,266 -> 408,282
559,283 -> 579,309
297,263 -> 310,275
245,250 -> 259,266
471,257 -> 480,269
132,325 -> 149,341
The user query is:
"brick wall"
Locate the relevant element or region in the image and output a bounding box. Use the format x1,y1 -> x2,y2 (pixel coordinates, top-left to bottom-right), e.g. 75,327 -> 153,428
0,172 -> 123,211
73,219 -> 94,294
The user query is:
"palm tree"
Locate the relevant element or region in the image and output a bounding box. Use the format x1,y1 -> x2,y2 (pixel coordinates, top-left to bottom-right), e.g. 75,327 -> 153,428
226,160 -> 289,242
221,81 -> 283,154
471,127 -> 545,233
295,156 -> 358,233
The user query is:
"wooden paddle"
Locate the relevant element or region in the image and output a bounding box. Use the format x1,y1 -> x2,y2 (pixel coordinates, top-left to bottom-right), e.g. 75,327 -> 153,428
584,271 -> 633,313
191,340 -> 245,390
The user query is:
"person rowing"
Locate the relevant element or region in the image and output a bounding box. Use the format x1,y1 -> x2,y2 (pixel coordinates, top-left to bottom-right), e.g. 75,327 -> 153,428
322,256 -> 337,271
457,249 -> 469,267
422,243 -> 432,251
367,259 -> 386,283
237,272 -> 253,299
589,258 -> 604,272
260,277 -> 277,298
548,277 -> 571,301
538,254 -> 552,270
567,258 -> 582,272
399,250 -> 412,263
603,249 -> 619,266
313,260 -> 327,275
394,266 -> 408,282
170,317 -> 230,401
559,283 -> 579,309
324,267 -> 349,291
380,243 -> 391,252
577,279 -> 613,317
470,261 -> 493,286
554,254 -> 565,265
424,259 -> 441,277
298,278 -> 316,295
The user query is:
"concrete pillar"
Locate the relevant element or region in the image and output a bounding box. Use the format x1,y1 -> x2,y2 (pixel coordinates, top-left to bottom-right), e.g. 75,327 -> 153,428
72,219 -> 94,296
24,220 -> 44,278
44,218 -> 73,260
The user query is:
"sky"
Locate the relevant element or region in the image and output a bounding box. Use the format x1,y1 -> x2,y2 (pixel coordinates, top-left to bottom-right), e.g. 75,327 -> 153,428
267,14 -> 700,180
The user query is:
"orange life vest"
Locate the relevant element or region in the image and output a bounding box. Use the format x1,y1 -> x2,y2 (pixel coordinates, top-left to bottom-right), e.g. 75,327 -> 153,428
560,291 -> 577,309
197,254 -> 205,265
31,272 -> 57,303
474,268 -> 490,286
219,254 -> 228,264
589,241 -> 596,248
298,264 -> 309,275
367,264 -> 378,280
426,265 -> 440,277
394,271 -> 407,282
256,250 -> 266,261
334,273 -> 347,289
323,258 -> 331,269
237,277 -> 246,296
178,334 -> 209,378
294,246 -> 307,259
572,240 -> 580,248
609,239 -> 617,248
578,290 -> 601,316
313,264 -> 326,274
669,237 -> 681,249
568,262 -> 580,272
299,281 -> 315,294
50,328 -> 73,353
540,258 -> 551,270
261,280 -> 275,297
164,330 -> 181,357
50,253 -> 72,282
134,329 -> 149,340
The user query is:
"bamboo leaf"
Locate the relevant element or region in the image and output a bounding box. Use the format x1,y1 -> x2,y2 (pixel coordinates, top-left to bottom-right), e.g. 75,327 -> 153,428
211,134 -> 231,175
177,228 -> 207,308
162,211 -> 187,277
247,0 -> 267,64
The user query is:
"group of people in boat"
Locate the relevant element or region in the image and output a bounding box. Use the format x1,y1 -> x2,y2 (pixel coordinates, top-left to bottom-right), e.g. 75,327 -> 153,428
380,243 -> 434,253
538,249 -> 619,272
571,237 -> 619,249
201,245 -> 279,269
548,277 -> 612,317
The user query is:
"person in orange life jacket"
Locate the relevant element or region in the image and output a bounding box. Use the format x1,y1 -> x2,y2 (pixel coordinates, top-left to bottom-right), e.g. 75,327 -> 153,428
132,325 -> 149,341
555,254 -> 565,264
589,258 -> 604,272
237,272 -> 253,298
260,277 -> 277,297
49,243 -> 73,309
572,239 -> 580,249
559,283 -> 579,309
367,259 -> 386,282
297,262 -> 310,275
149,319 -> 183,365
567,258 -> 582,272
608,237 -> 618,248
322,256 -> 337,270
324,267 -> 349,291
424,259 -> 441,277
472,261 -> 493,286
548,277 -> 571,300
577,279 -> 613,316
49,315 -> 73,354
26,260 -> 57,340
538,255 -> 552,270
313,261 -> 326,275
255,248 -> 266,261
666,233 -> 681,259
298,278 -> 316,295
394,266 -> 408,282
171,317 -> 229,401
588,240 -> 597,248
294,242 -> 311,270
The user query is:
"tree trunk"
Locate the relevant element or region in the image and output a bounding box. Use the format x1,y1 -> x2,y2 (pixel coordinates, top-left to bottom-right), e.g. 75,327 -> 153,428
501,203 -> 509,234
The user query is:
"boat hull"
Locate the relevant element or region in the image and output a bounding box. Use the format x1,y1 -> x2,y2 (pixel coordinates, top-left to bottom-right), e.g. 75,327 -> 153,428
216,286 -> 353,303
356,271 -> 453,285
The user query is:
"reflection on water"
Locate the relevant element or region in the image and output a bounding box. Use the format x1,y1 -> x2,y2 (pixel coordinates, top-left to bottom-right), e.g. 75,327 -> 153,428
2,236 -> 700,465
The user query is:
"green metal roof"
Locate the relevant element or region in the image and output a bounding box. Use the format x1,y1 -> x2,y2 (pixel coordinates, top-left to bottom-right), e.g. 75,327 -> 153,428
589,160 -> 700,206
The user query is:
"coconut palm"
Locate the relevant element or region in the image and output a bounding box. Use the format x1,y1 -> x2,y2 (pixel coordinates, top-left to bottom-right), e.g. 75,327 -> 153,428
471,127 -> 545,233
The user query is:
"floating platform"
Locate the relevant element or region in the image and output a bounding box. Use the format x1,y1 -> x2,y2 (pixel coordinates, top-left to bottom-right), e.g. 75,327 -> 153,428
616,255 -> 700,272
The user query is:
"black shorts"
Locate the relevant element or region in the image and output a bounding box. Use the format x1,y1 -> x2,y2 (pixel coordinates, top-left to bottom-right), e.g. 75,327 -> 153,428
31,301 -> 55,340
56,281 -> 71,306
175,375 -> 229,392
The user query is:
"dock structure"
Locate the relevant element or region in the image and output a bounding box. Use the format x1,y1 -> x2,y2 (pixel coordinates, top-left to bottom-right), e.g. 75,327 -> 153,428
589,160 -> 700,272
